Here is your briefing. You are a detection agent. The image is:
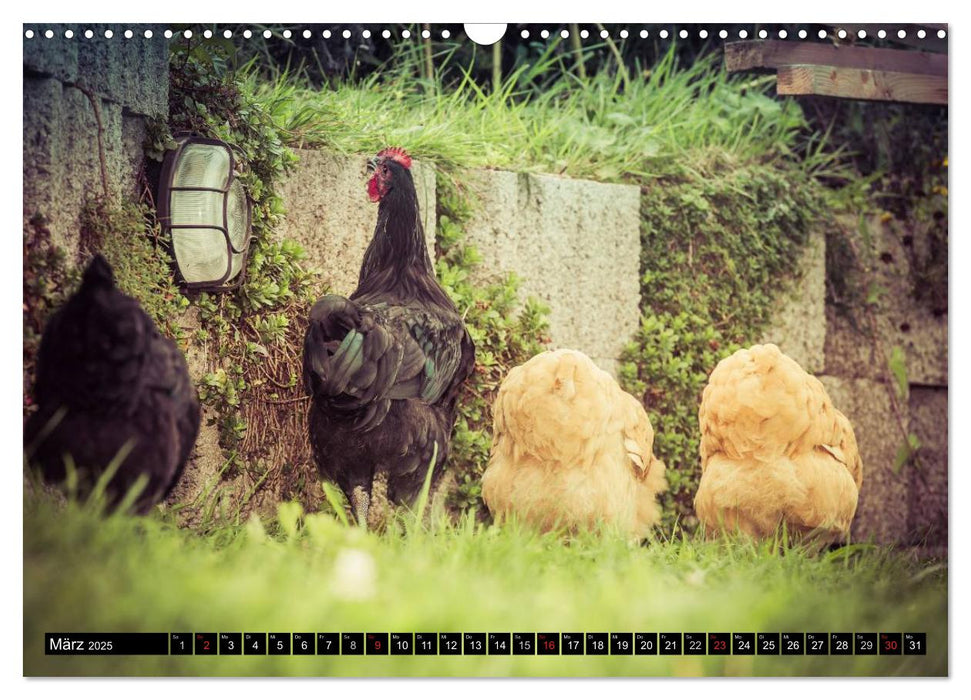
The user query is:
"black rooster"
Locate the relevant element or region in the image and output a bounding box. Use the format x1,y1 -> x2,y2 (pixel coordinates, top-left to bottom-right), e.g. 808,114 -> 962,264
304,148 -> 475,528
24,255 -> 200,513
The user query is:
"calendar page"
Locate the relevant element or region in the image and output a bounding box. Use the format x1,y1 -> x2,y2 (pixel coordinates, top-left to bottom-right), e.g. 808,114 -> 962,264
22,21 -> 948,678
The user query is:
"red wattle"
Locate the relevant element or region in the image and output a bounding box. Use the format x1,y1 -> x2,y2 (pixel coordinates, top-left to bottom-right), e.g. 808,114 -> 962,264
367,175 -> 381,202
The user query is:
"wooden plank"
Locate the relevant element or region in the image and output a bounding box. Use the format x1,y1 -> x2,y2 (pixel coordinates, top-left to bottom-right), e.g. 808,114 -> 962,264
725,40 -> 947,77
776,65 -> 947,105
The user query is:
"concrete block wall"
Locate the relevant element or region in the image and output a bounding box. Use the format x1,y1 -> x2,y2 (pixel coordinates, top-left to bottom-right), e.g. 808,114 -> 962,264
167,150 -> 439,519
179,151 -> 948,546
164,306 -> 235,521
908,387 -> 948,554
820,375 -> 911,545
824,218 -> 947,386
461,169 -> 643,375
174,157 -> 645,517
24,25 -> 169,115
276,156 -> 643,375
23,26 -> 168,253
819,215 -> 947,548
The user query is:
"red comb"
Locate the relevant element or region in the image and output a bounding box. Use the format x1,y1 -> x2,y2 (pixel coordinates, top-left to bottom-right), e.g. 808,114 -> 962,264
377,147 -> 412,169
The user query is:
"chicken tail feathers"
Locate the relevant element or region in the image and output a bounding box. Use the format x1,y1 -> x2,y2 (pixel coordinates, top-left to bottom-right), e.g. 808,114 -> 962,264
324,329 -> 367,394
303,295 -> 403,419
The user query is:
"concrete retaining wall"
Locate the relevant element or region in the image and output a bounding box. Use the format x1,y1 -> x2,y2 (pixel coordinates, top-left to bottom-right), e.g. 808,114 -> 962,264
277,158 -> 644,375
167,150 -> 439,520
271,157 -> 948,547
820,375 -> 911,545
824,217 -> 947,386
908,387 -> 948,553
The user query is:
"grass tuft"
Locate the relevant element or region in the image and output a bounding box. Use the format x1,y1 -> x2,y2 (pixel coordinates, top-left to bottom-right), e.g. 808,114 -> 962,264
244,43 -> 831,184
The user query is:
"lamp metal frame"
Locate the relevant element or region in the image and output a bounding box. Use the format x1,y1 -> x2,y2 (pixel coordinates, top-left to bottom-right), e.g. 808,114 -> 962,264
157,133 -> 252,292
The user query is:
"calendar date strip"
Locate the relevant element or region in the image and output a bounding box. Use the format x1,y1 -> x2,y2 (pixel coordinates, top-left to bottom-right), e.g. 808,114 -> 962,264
46,632 -> 927,656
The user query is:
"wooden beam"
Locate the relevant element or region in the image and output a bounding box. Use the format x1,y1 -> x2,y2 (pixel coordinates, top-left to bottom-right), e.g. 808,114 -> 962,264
725,40 -> 947,77
776,64 -> 947,105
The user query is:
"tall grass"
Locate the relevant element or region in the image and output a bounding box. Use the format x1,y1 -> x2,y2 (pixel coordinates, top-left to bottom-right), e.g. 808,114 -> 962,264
243,41 -> 831,183
24,488 -> 946,677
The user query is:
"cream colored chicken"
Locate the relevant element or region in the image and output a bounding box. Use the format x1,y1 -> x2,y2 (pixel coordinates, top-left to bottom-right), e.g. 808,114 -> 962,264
694,343 -> 863,544
482,349 -> 667,539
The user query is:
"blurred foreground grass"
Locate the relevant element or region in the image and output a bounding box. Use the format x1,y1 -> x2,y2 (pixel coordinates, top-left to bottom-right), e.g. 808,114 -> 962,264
24,488 -> 946,677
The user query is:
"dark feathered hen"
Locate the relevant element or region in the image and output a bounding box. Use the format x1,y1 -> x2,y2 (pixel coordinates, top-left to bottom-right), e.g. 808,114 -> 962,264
303,148 -> 475,528
24,255 -> 200,513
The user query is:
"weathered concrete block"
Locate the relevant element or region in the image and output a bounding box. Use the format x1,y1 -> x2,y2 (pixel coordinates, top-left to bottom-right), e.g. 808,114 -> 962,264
761,228 -> 826,373
111,28 -> 169,117
24,25 -> 79,83
24,78 -> 146,253
75,27 -> 121,107
461,169 -> 642,375
23,77 -> 61,228
907,387 -> 947,549
824,215 -> 947,385
24,24 -> 168,117
278,149 -> 436,296
23,26 -> 169,253
819,375 -> 910,544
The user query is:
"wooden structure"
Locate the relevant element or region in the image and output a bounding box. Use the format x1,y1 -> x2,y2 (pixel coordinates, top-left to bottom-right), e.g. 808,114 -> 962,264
725,39 -> 947,105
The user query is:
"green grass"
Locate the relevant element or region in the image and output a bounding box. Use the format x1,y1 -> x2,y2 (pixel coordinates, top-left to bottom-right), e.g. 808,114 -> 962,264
24,488 -> 946,677
244,42 -> 829,184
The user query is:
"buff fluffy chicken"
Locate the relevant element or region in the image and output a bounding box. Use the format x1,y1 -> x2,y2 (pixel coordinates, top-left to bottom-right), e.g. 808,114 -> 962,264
694,343 -> 863,544
482,349 -> 667,539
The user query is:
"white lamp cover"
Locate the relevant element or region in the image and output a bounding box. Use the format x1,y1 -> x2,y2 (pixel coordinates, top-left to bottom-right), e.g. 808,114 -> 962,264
160,135 -> 251,289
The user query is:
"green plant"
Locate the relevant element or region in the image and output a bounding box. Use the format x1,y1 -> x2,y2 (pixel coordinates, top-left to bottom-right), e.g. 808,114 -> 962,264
199,367 -> 247,448
805,99 -> 948,316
